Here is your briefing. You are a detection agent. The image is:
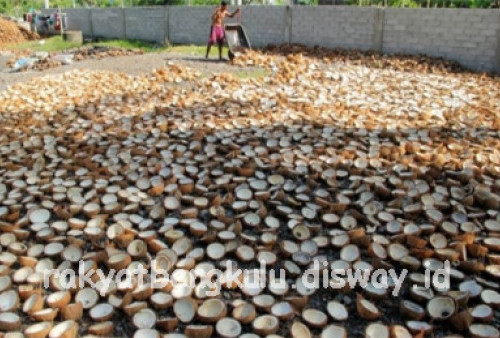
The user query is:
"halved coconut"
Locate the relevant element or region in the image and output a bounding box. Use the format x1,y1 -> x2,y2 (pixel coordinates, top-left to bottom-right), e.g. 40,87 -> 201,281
302,308 -> 328,328
233,303 -> 257,324
75,288 -> 99,309
326,301 -> 348,321
0,312 -> 21,331
61,302 -> 83,321
185,325 -> 213,337
150,292 -> 173,310
24,322 -> 53,338
410,286 -> 435,303
321,324 -> 347,338
291,321 -> 311,338
236,188 -> 253,201
197,299 -> 227,323
61,245 -> 83,263
23,293 -> 44,314
216,317 -> 242,338
388,244 -> 409,262
123,302 -> 148,317
481,289 -> 500,308
0,290 -> 19,312
271,301 -> 294,320
173,297 -> 197,323
449,309 -> 473,332
484,238 -> 500,251
127,240 -> 147,258
172,237 -> 193,256
469,324 -> 500,338
406,321 -> 433,335
295,276 -> 316,297
356,294 -> 380,320
340,244 -> 360,262
340,216 -> 357,230
366,323 -> 389,338
427,296 -> 457,320
156,316 -> 178,333
0,252 -> 18,267
390,325 -> 412,338
252,294 -> 275,312
485,220 -> 500,232
31,308 -> 59,321
471,304 -> 494,322
106,253 -> 132,271
364,282 -> 388,299
256,250 -> 277,266
459,280 -> 483,298
164,196 -> 180,210
48,320 -> 78,338
46,290 -> 71,309
236,245 -> 255,262
29,209 -> 51,224
89,303 -> 114,322
133,329 -> 160,338
485,265 -> 500,279
133,308 -> 157,329
399,300 -> 425,320
88,321 -> 114,336
252,315 -> 279,335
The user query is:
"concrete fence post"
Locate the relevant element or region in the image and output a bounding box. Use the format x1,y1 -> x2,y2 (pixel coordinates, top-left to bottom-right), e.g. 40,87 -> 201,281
373,8 -> 384,53
284,5 -> 292,44
496,11 -> 500,73
89,8 -> 94,40
121,8 -> 126,39
165,6 -> 170,44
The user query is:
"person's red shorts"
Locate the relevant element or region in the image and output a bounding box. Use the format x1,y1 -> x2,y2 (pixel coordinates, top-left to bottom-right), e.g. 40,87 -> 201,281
208,25 -> 225,44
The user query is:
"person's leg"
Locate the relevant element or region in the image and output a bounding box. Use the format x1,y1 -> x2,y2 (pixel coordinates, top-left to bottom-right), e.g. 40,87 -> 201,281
205,43 -> 212,59
206,25 -> 214,59
218,41 -> 223,60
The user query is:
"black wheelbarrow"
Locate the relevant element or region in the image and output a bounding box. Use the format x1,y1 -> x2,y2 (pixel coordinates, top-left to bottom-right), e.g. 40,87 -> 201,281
224,23 -> 251,61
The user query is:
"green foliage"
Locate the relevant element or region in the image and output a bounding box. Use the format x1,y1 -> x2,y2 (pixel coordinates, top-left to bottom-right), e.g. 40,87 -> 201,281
0,0 -> 495,16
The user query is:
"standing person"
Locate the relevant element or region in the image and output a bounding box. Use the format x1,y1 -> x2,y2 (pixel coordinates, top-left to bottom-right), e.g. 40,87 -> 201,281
205,1 -> 240,60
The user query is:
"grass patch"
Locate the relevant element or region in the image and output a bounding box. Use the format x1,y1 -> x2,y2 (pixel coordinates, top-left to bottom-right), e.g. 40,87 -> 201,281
5,36 -> 81,52
92,39 -> 168,52
5,38 -> 234,57
4,37 -> 168,53
168,44 -> 229,56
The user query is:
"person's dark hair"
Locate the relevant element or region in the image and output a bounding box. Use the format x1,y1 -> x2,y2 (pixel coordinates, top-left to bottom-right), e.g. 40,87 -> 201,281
221,1 -> 228,5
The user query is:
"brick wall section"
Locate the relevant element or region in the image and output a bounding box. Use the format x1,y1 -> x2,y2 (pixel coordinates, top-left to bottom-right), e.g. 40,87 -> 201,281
383,8 -> 500,72
91,8 -> 126,39
125,7 -> 167,43
291,6 -> 380,51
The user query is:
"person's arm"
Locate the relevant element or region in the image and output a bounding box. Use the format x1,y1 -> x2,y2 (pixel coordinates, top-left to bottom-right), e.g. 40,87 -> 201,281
226,8 -> 240,18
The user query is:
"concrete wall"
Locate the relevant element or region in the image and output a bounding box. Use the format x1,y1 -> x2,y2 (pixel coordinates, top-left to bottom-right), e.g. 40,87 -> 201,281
49,6 -> 500,72
240,6 -> 288,47
291,6 -> 381,51
168,7 -> 213,45
383,8 -> 500,72
65,9 -> 92,37
91,8 -> 125,39
168,6 -> 287,47
125,7 -> 167,43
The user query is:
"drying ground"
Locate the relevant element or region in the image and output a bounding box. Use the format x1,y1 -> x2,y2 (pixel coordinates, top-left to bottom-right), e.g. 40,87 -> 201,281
0,42 -> 499,337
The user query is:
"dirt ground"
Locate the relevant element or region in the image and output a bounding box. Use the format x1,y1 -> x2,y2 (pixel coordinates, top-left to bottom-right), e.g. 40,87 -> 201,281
0,51 -> 251,91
